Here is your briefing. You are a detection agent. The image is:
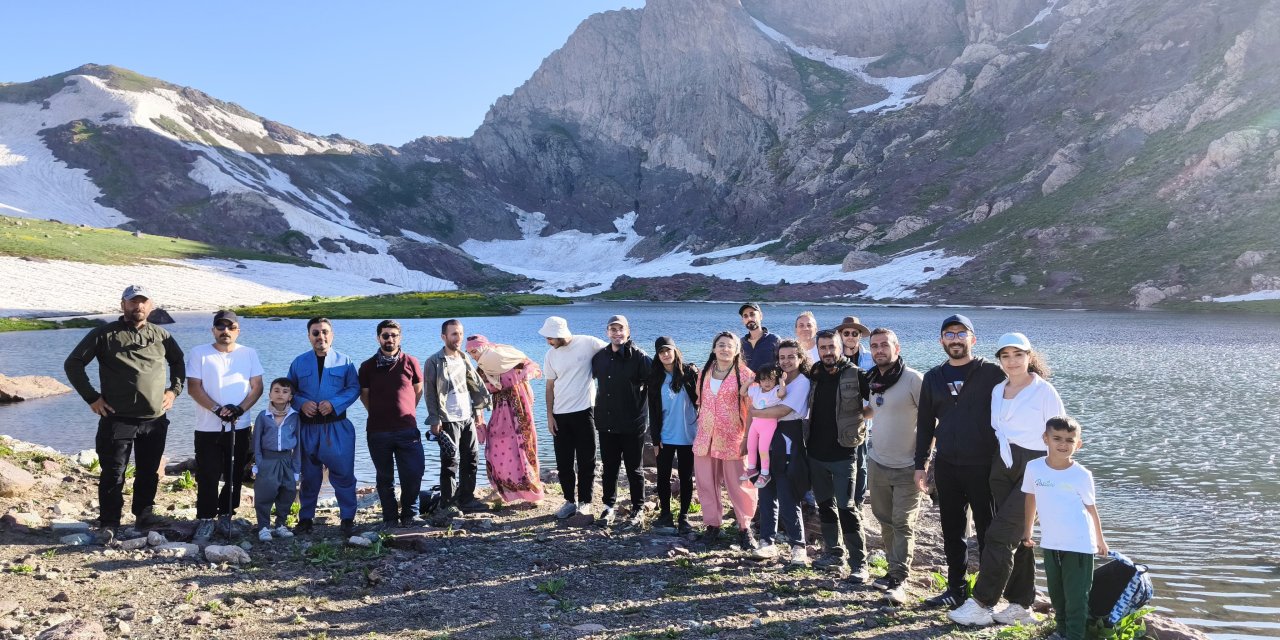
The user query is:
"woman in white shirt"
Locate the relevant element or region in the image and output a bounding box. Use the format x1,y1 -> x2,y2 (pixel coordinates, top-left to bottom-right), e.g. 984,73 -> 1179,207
950,332 -> 1065,627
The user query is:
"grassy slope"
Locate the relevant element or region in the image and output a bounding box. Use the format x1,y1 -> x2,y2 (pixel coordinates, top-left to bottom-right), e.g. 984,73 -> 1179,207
0,215 -> 313,266
235,292 -> 569,320
0,317 -> 101,333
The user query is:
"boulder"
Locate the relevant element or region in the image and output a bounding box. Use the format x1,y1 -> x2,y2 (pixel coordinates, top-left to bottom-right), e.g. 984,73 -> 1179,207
146,309 -> 175,325
346,536 -> 372,548
146,531 -> 168,546
841,250 -> 886,272
49,520 -> 91,533
1147,614 -> 1211,640
60,532 -> 94,545
155,542 -> 200,559
119,537 -> 149,551
73,450 -> 98,469
0,374 -> 73,403
164,457 -> 196,476
0,459 -> 36,496
35,619 -> 107,640
203,545 -> 251,564
1235,250 -> 1270,269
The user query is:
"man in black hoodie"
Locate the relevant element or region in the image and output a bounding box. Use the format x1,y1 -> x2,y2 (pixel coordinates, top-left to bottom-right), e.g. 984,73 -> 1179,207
914,314 -> 1006,608
591,315 -> 652,527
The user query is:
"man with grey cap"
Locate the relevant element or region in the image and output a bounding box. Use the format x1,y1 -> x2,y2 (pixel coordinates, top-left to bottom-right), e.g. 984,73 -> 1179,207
590,315 -> 652,527
64,285 -> 185,542
914,313 -> 1006,608
186,309 -> 264,542
540,316 -> 607,519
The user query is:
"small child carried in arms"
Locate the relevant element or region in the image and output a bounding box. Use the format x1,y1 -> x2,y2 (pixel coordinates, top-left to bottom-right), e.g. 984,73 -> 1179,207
252,378 -> 302,542
741,364 -> 787,488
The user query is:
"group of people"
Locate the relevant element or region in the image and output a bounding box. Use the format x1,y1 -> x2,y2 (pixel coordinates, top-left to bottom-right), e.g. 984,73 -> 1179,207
63,286 -> 1109,640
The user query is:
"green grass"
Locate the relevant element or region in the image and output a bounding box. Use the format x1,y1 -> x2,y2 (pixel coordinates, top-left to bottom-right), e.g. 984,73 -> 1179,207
536,577 -> 567,597
0,215 -> 313,266
235,291 -> 567,320
0,317 -> 100,333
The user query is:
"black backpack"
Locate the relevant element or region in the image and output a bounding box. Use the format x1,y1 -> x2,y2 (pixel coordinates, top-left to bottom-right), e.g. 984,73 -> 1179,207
418,485 -> 443,515
1089,551 -> 1155,626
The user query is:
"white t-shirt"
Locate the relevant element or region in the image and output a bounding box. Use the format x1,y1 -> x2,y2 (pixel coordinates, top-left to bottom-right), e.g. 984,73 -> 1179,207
748,384 -> 785,411
442,354 -> 473,420
544,335 -> 607,414
991,374 -> 1066,465
777,374 -> 811,422
186,343 -> 264,432
1022,458 -> 1098,554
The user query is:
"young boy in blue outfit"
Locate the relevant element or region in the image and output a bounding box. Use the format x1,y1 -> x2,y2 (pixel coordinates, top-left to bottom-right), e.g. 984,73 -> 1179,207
1021,416 -> 1109,640
252,378 -> 301,540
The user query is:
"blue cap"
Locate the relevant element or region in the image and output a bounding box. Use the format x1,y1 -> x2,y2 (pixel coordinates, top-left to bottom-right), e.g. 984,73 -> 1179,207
941,314 -> 974,334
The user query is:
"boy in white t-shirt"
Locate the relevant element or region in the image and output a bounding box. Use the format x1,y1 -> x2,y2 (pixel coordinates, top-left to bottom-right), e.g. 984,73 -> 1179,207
1021,416 -> 1109,640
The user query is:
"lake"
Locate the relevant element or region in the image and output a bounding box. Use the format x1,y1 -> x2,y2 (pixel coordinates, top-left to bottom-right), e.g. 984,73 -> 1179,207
2,301 -> 1277,638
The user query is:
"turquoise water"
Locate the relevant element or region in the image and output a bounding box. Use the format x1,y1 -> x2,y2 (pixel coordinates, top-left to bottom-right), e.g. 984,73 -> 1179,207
2,301 -> 1277,637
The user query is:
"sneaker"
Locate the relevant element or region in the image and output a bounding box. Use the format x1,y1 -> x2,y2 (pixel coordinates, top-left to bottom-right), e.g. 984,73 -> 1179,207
753,542 -> 779,560
676,516 -> 694,536
458,498 -> 490,513
273,525 -> 294,538
737,527 -> 757,551
398,515 -> 423,528
948,598 -> 995,626
872,575 -> 902,591
848,564 -> 871,584
293,518 -> 314,535
626,511 -> 645,529
340,519 -> 355,537
257,527 -> 273,542
135,510 -> 169,530
94,525 -> 118,546
576,503 -> 594,518
886,583 -> 909,605
923,587 -> 965,609
789,546 -> 810,566
596,505 -> 616,527
813,553 -> 849,575
555,502 -> 578,519
192,519 -> 215,544
215,515 -> 243,539
754,473 -> 772,489
993,603 -> 1038,626
700,525 -> 720,543
653,512 -> 676,533
738,468 -> 756,483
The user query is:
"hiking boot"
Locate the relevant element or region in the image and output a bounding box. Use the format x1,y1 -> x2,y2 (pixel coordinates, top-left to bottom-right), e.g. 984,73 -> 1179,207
676,515 -> 693,536
848,564 -> 871,584
215,515 -> 243,539
94,525 -> 118,546
789,546 -> 810,566
752,542 -> 779,560
923,587 -> 966,610
398,515 -> 423,528
737,527 -> 757,552
700,525 -> 720,545
135,510 -> 169,530
813,553 -> 849,575
293,518 -> 314,535
872,575 -> 902,591
458,498 -> 490,513
948,598 -> 995,626
596,505 -> 616,527
192,519 -> 215,545
273,525 -> 294,539
339,519 -> 356,537
257,527 -> 273,542
993,603 -> 1038,626
555,501 -> 578,520
653,512 -> 676,533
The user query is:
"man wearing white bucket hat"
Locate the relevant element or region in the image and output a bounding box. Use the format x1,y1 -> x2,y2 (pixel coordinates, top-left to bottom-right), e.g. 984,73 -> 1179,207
540,316 -> 607,519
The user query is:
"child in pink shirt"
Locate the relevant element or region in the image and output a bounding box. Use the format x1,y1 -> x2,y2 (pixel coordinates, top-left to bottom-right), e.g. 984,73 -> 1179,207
741,364 -> 787,488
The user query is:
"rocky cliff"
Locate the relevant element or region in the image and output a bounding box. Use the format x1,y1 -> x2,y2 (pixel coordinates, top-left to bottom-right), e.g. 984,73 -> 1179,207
3,0 -> 1279,307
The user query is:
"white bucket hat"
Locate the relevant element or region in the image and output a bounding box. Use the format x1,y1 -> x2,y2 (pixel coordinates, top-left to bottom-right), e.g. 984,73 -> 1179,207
538,316 -> 572,339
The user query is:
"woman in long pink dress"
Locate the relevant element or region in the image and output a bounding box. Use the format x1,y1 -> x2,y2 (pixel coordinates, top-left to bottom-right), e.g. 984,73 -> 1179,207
465,335 -> 545,504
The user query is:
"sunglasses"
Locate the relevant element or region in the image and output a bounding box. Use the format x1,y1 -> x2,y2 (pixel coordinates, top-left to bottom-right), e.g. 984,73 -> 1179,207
310,330 -> 330,337
380,333 -> 401,340
214,324 -> 237,331
840,331 -> 860,337
943,331 -> 970,340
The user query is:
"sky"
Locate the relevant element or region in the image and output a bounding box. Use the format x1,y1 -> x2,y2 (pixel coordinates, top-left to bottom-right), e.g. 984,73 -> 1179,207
0,1 -> 643,146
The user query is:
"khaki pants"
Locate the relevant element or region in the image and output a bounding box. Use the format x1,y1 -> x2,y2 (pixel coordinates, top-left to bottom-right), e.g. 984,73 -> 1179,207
868,459 -> 923,581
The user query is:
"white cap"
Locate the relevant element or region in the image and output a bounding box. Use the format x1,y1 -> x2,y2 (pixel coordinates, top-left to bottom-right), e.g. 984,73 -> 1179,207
994,332 -> 1032,354
538,316 -> 572,339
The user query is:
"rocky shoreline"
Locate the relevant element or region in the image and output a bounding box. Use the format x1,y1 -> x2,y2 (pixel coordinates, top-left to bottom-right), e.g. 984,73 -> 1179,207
0,435 -> 1204,640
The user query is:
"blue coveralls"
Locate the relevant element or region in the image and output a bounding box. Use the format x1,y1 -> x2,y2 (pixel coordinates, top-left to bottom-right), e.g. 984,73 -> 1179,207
288,350 -> 360,520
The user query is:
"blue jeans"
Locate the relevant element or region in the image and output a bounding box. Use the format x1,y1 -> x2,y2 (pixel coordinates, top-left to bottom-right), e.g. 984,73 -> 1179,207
758,420 -> 805,546
368,427 -> 426,521
298,419 -> 357,520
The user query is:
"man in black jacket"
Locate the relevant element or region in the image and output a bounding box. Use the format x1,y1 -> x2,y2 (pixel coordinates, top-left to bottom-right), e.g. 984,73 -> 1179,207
591,315 -> 652,527
914,314 -> 1006,608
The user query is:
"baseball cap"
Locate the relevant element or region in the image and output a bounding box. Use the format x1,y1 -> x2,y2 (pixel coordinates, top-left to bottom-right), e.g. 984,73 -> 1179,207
738,302 -> 761,315
654,336 -> 676,352
940,314 -> 975,334
994,332 -> 1032,354
212,310 -> 240,326
607,314 -> 629,328
121,284 -> 150,300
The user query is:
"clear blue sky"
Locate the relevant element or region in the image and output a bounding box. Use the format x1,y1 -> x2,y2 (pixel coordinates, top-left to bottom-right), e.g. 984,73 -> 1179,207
0,1 -> 643,145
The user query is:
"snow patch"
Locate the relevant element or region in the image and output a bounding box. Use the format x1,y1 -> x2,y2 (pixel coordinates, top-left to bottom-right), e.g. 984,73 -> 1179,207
1012,0 -> 1061,37
400,229 -> 442,245
326,188 -> 352,204
508,204 -> 550,238
461,213 -> 968,299
750,17 -> 942,114
423,155 -> 443,163
0,256 -> 418,316
1029,42 -> 1050,50
1213,290 -> 1280,302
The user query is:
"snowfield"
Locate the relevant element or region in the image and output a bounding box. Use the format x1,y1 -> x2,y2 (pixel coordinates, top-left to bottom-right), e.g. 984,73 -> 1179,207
1213,290 -> 1280,303
0,256 -> 420,317
461,210 -> 971,299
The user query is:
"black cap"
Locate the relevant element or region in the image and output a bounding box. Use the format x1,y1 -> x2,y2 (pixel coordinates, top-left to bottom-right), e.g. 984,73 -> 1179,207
654,336 -> 676,352
940,313 -> 974,333
213,310 -> 240,326
738,302 -> 761,315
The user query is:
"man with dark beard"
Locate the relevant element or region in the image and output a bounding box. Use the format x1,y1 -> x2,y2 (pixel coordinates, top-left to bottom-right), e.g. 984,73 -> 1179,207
739,302 -> 781,374
65,285 -> 185,543
914,314 -> 1006,608
359,320 -> 426,527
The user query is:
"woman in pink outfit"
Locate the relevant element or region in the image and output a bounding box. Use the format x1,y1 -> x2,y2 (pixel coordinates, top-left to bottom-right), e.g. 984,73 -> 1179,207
693,331 -> 759,551
465,335 -> 545,504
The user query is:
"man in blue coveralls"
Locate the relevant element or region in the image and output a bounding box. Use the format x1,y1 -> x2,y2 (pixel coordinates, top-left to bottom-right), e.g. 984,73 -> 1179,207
287,317 -> 360,537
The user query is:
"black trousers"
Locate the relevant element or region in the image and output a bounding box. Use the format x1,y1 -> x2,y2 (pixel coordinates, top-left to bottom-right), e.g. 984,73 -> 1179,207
194,428 -> 252,519
599,430 -> 645,508
934,458 -> 995,590
95,415 -> 168,527
656,444 -> 694,516
438,418 -> 478,506
552,409 -> 597,504
973,445 -> 1045,607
